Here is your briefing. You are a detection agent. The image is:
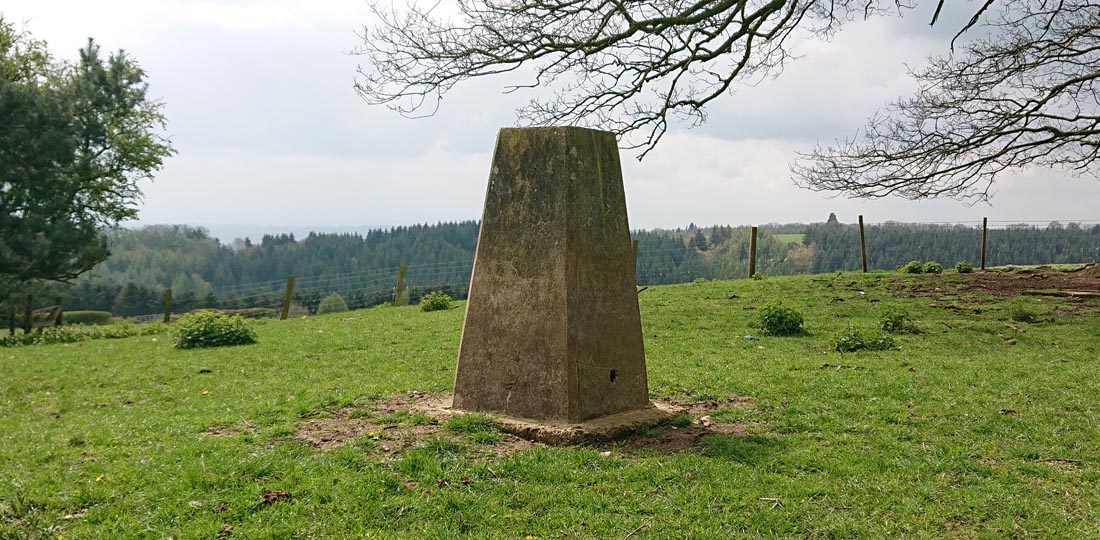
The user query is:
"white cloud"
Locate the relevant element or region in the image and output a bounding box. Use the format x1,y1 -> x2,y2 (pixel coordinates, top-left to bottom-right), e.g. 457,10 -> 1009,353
623,132 -> 1100,229
139,147 -> 491,225
169,0 -> 367,31
6,0 -> 1098,232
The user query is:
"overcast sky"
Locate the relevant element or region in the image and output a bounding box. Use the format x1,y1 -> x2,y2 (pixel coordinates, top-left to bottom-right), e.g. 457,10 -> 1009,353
4,0 -> 1099,239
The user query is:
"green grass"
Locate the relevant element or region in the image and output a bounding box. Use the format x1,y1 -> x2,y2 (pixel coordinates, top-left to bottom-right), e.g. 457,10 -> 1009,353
771,233 -> 806,245
3,272 -> 1100,539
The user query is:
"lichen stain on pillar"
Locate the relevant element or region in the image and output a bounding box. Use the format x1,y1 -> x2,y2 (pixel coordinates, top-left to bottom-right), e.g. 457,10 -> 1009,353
452,126 -> 652,423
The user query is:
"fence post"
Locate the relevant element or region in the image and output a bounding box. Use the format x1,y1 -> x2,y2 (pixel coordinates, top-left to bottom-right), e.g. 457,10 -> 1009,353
162,289 -> 172,324
748,226 -> 758,278
980,217 -> 988,270
8,304 -> 15,335
394,262 -> 408,307
858,215 -> 868,273
632,239 -> 640,285
22,293 -> 32,334
280,275 -> 295,320
55,296 -> 64,326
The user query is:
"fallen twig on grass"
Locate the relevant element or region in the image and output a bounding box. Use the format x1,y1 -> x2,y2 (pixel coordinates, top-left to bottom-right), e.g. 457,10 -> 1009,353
623,517 -> 653,539
759,497 -> 783,509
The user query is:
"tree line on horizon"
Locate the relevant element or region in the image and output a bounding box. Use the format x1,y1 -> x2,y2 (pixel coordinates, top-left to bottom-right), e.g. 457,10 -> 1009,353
44,218 -> 1100,317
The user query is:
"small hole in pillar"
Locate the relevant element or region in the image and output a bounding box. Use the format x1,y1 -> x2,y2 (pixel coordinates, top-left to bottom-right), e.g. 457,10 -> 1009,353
609,369 -> 618,382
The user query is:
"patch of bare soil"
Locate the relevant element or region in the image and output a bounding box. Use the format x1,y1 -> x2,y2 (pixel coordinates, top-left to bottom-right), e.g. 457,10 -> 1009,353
900,264 -> 1100,306
205,420 -> 258,437
294,392 -> 757,454
607,397 -> 754,453
296,391 -> 544,455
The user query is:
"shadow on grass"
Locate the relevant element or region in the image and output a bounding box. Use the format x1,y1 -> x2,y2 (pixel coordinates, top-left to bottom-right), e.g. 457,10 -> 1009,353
698,433 -> 782,463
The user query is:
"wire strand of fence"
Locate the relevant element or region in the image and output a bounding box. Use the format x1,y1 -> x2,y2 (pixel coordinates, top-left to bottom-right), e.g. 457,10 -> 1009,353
119,216 -> 1100,321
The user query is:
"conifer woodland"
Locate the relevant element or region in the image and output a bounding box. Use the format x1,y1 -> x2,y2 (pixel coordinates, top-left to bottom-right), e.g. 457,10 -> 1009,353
45,220 -> 1100,317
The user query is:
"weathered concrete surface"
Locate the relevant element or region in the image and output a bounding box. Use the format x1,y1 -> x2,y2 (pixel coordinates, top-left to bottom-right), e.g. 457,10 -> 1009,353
453,126 -> 653,423
422,397 -> 677,445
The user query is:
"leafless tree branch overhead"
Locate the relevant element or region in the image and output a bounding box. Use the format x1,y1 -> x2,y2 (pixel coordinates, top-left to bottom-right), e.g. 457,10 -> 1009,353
354,0 -> 906,156
794,0 -> 1100,200
355,0 -> 1099,200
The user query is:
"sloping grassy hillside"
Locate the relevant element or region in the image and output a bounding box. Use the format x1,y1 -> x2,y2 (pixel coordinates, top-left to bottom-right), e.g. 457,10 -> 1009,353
2,272 -> 1099,539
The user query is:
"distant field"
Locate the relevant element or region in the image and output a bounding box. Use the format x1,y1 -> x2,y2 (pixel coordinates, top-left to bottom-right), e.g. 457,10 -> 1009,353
3,272 -> 1100,539
771,233 -> 805,245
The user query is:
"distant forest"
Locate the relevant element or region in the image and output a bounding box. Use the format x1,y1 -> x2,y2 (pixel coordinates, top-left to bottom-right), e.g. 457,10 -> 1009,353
54,216 -> 1100,316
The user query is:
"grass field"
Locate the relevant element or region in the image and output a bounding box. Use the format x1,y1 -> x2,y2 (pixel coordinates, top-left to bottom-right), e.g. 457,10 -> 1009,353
769,233 -> 805,245
3,272 -> 1100,539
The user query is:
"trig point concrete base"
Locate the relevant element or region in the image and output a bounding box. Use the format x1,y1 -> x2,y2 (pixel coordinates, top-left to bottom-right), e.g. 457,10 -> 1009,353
452,126 -> 667,433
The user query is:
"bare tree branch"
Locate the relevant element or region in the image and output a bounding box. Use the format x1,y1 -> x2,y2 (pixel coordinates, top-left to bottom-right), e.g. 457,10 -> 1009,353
354,0 -> 904,157
794,0 -> 1100,200
356,0 -> 1099,200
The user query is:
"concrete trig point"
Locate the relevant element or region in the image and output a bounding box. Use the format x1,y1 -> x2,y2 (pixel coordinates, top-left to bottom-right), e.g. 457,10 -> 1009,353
451,126 -> 669,441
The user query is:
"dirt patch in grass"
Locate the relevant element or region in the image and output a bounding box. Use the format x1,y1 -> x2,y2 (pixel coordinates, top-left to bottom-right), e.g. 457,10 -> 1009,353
295,392 -> 756,454
610,397 -> 754,453
297,391 -> 544,455
898,264 -> 1100,305
205,420 -> 258,437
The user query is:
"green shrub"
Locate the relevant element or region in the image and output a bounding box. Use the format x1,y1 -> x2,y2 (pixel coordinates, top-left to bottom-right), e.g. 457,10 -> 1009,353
62,310 -> 113,325
419,291 -> 453,312
880,308 -> 917,334
898,260 -> 924,274
758,302 -> 805,336
751,273 -> 766,281
834,328 -> 896,352
173,311 -> 256,349
31,325 -> 84,344
0,321 -> 171,347
316,293 -> 349,315
955,261 -> 974,273
693,277 -> 708,284
922,261 -> 944,274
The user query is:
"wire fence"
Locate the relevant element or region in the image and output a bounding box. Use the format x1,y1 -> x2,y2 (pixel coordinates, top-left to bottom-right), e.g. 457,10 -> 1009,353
119,217 -> 1098,321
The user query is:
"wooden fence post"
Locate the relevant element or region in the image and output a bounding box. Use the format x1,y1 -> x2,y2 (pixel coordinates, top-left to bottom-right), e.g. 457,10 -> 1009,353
280,275 -> 295,320
748,226 -> 758,278
394,262 -> 408,307
162,289 -> 172,324
55,296 -> 64,326
632,239 -> 640,285
858,215 -> 868,273
980,217 -> 988,270
22,293 -> 32,334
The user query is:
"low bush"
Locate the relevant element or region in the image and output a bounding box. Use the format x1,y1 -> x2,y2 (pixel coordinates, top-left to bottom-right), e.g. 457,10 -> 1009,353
899,260 -> 924,274
955,261 -> 974,273
31,325 -> 84,344
834,328 -> 897,353
922,261 -> 944,274
173,311 -> 256,349
751,273 -> 767,281
63,310 -> 114,325
316,293 -> 349,315
0,321 -> 170,347
880,308 -> 918,334
419,291 -> 453,312
758,302 -> 805,336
